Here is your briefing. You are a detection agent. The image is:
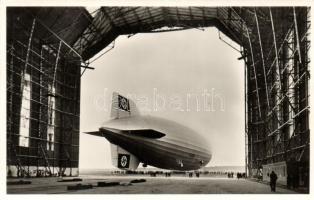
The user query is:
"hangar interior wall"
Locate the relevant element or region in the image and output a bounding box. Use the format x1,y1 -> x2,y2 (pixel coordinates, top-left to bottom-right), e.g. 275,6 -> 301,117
6,8 -> 86,177
240,8 -> 310,189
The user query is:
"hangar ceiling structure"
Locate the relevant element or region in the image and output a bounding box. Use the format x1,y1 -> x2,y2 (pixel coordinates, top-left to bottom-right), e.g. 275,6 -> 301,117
7,6 -> 310,191
73,7 -> 246,60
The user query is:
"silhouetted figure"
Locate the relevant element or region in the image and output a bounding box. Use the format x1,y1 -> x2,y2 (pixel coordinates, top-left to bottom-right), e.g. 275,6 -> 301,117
7,169 -> 12,178
270,171 -> 278,192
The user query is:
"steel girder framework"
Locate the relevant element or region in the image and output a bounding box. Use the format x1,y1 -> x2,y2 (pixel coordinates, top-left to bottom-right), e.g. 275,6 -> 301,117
241,8 -> 310,190
74,7 -> 248,60
6,7 -> 90,177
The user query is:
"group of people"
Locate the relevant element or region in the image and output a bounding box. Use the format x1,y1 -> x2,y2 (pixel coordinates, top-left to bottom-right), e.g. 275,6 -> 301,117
236,172 -> 246,179
227,172 -> 234,178
227,172 -> 246,179
165,172 -> 171,177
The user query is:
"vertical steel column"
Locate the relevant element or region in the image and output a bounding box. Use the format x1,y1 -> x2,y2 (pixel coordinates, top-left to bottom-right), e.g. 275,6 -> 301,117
54,41 -> 62,176
246,27 -> 262,119
254,9 -> 270,109
52,41 -> 63,87
54,41 -> 63,175
37,45 -> 44,176
7,45 -> 15,174
38,44 -> 51,176
269,8 -> 283,156
8,45 -> 14,143
20,19 -> 36,95
293,7 -> 302,64
269,8 -> 282,90
244,46 -> 248,176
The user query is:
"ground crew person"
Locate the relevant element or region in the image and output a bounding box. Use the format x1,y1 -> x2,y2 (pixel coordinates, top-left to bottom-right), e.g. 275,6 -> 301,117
270,171 -> 278,192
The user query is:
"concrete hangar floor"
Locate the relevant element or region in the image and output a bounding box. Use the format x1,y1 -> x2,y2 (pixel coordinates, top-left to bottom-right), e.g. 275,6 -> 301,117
7,175 -> 297,194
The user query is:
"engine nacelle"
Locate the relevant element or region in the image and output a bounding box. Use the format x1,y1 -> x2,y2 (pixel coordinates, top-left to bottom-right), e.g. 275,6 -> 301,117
110,144 -> 139,170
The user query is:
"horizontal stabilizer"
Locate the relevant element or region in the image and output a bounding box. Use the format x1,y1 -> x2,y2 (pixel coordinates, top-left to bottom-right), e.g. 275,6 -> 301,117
84,131 -> 102,137
85,128 -> 165,139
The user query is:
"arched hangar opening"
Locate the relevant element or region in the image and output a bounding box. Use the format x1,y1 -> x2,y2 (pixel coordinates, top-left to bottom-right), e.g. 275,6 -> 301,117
6,6 -> 309,190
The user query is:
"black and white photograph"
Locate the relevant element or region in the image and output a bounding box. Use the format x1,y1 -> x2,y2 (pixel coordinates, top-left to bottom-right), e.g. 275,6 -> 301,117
1,0 -> 312,197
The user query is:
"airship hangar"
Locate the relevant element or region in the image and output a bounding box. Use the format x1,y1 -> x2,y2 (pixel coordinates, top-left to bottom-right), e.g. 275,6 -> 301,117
6,7 -> 310,191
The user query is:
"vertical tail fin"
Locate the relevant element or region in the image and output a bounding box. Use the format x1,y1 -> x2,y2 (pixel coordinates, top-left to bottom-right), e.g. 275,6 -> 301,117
110,92 -> 139,119
110,144 -> 139,170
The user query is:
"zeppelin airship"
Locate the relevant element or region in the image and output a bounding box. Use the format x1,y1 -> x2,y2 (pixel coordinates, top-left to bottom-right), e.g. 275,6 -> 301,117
85,92 -> 212,171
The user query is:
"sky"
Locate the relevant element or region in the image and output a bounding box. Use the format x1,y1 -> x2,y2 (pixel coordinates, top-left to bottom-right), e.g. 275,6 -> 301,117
79,27 -> 245,169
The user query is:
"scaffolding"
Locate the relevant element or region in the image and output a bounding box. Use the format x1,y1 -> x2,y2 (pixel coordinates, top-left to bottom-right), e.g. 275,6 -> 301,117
235,7 -> 310,189
6,8 -> 89,177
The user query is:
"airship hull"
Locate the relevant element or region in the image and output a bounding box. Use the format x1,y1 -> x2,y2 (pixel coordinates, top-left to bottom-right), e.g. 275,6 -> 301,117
100,126 -> 212,171
86,92 -> 212,171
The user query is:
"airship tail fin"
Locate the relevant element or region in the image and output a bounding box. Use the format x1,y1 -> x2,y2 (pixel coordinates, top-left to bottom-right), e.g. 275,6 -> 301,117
110,92 -> 140,119
110,144 -> 139,170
